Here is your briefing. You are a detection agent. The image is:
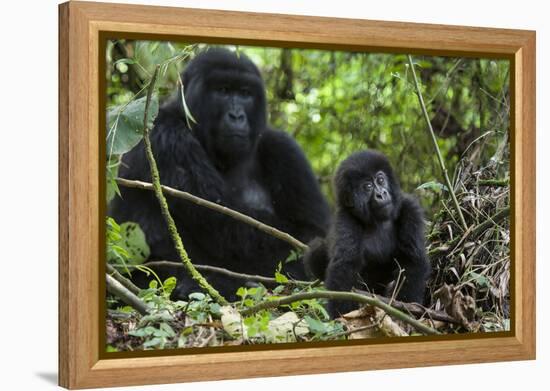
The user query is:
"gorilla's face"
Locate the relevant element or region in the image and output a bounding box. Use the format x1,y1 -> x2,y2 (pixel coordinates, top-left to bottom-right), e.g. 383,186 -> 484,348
208,78 -> 257,159
334,150 -> 401,226
359,170 -> 394,221
181,49 -> 267,168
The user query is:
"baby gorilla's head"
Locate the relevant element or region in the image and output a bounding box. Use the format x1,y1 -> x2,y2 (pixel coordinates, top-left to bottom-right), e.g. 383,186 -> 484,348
334,150 -> 402,225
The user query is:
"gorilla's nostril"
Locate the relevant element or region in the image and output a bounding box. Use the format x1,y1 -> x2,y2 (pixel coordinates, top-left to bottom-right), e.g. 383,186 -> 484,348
229,110 -> 245,122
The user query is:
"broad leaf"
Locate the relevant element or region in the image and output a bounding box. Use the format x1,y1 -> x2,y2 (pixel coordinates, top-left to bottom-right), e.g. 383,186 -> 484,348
107,95 -> 159,157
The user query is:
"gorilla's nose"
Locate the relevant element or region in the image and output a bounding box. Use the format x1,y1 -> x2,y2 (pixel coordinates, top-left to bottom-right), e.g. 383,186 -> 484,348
228,109 -> 245,124
375,190 -> 387,202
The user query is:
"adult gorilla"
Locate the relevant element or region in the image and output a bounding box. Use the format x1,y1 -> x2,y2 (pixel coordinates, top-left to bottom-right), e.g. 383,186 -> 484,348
110,48 -> 330,300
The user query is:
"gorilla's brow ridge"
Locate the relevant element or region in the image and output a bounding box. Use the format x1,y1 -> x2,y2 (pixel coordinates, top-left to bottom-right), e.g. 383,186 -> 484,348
206,69 -> 263,88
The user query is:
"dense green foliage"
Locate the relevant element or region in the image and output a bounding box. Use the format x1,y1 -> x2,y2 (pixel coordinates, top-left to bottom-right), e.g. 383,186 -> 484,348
107,40 -> 509,215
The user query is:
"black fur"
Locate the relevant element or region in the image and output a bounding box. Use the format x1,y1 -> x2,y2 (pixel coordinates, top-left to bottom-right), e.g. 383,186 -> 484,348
110,48 -> 330,300
304,150 -> 430,318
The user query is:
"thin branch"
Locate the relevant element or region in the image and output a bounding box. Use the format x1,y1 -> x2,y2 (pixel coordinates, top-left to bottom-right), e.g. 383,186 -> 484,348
241,290 -> 440,335
407,55 -> 469,231
106,263 -> 140,295
140,65 -> 228,306
477,178 -> 509,187
428,207 -> 509,256
353,289 -> 459,324
106,273 -> 149,315
123,260 -> 317,287
116,177 -> 308,252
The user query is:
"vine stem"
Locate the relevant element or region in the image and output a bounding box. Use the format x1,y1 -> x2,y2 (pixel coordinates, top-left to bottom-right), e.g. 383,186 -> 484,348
407,55 -> 469,232
140,65 -> 228,306
241,290 -> 440,335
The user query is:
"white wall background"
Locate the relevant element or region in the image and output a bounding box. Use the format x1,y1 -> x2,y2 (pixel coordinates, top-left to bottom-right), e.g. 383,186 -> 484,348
0,0 -> 546,389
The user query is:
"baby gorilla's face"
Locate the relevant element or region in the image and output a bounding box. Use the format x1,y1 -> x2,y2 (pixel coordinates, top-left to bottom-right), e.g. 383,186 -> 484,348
345,170 -> 394,225
361,170 -> 394,221
334,150 -> 401,226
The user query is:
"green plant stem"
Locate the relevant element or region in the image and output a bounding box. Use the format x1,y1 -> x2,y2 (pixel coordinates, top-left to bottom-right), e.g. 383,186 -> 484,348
140,65 -> 228,306
407,55 -> 469,232
116,177 -> 308,252
241,290 -> 440,335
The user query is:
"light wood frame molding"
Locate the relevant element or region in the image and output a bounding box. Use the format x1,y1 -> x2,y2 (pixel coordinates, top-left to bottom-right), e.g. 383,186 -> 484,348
58,1 -> 536,389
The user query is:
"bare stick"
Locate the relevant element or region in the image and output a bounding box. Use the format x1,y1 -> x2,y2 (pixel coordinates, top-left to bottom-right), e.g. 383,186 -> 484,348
116,177 -> 308,252
106,274 -> 149,315
240,290 -> 440,335
140,66 -> 227,305
353,289 -> 459,324
124,260 -> 316,287
407,55 -> 469,231
106,263 -> 140,295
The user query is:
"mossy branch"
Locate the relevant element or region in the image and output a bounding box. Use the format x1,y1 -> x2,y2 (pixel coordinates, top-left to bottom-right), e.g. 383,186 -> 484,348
116,177 -> 308,252
407,55 -> 469,232
240,290 -> 440,335
140,65 -> 228,306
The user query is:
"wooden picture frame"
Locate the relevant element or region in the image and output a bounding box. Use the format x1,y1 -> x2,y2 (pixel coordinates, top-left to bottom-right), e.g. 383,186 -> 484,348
58,1 -> 536,389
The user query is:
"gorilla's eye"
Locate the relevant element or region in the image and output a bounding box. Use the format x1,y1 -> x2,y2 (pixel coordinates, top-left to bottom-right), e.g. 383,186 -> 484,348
377,176 -> 385,185
216,85 -> 230,94
239,87 -> 252,97
364,182 -> 373,191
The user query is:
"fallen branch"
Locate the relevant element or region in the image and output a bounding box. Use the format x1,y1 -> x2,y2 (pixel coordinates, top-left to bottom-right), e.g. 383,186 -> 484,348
106,263 -> 140,295
241,290 -> 440,335
116,177 -> 308,252
353,289 -> 459,324
140,65 -> 227,306
124,260 -> 317,287
106,273 -> 149,315
407,54 -> 468,232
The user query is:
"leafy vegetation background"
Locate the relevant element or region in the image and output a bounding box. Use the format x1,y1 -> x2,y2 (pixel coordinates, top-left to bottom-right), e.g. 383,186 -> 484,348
105,40 -> 511,350
107,41 -> 509,214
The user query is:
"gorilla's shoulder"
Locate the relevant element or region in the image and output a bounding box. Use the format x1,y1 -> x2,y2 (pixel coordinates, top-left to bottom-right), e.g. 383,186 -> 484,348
257,128 -> 303,155
400,193 -> 424,215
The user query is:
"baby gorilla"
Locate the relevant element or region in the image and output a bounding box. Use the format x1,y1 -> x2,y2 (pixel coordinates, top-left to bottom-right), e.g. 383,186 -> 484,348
305,150 -> 431,318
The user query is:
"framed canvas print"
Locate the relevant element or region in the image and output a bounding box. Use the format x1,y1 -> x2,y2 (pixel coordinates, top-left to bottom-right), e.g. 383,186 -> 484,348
58,1 -> 536,389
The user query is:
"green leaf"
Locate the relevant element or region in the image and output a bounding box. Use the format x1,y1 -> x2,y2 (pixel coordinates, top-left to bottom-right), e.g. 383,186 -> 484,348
416,181 -> 449,192
275,272 -> 289,284
304,315 -> 327,334
162,276 -> 177,296
470,272 -> 490,289
236,287 -> 247,298
189,292 -> 206,301
113,222 -> 150,265
106,95 -> 159,157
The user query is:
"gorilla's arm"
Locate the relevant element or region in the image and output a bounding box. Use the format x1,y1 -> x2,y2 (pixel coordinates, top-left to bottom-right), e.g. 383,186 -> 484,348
112,107 -> 228,259
303,237 -> 329,280
394,194 -> 431,303
257,129 -> 330,241
324,212 -> 364,317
